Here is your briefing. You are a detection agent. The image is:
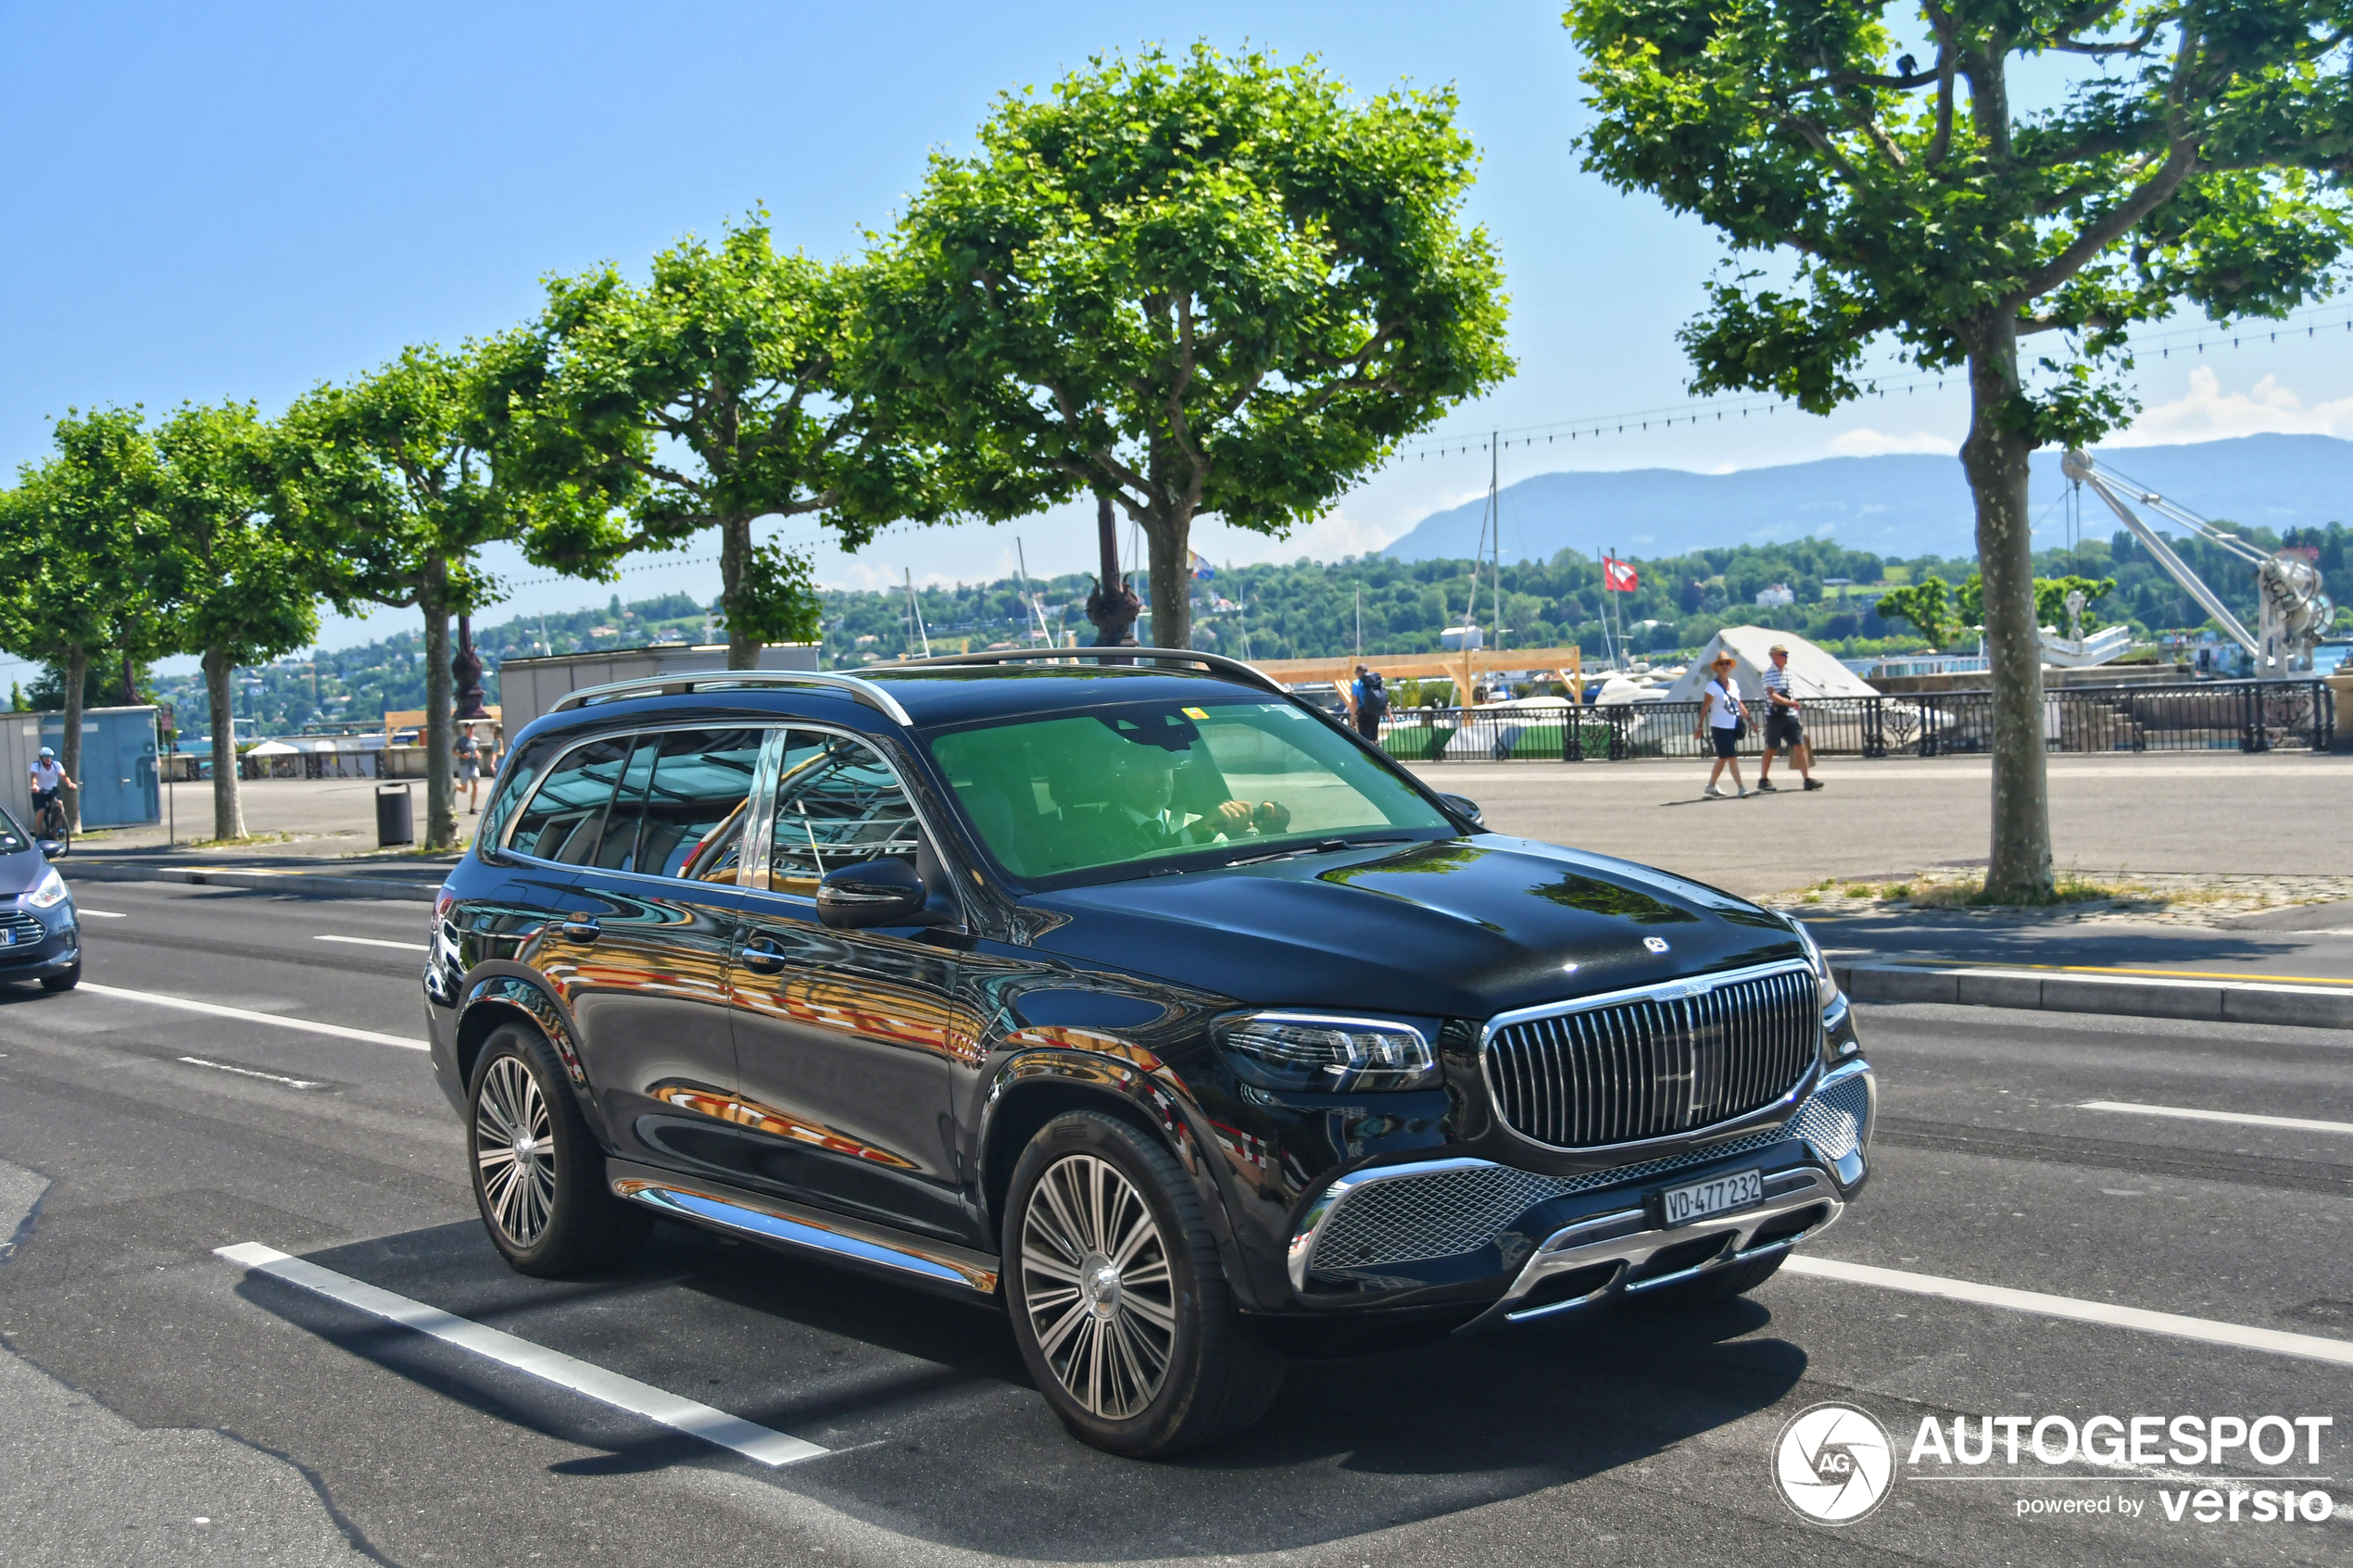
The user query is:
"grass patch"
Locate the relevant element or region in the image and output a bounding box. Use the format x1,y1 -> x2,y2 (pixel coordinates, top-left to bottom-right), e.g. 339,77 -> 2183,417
180,831 -> 295,849
1802,892 -> 1821,904
1884,871 -> 2143,909
1842,884 -> 1876,899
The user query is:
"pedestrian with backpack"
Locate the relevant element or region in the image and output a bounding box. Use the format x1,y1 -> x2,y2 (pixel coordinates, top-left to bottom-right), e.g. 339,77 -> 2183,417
1350,664 -> 1389,746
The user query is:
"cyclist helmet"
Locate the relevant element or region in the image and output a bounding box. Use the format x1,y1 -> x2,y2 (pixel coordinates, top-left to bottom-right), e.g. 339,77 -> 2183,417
36,746 -> 55,759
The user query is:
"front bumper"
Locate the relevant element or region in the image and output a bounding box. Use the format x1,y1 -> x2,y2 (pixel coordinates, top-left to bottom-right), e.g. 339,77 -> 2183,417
0,903 -> 78,980
1277,1058 -> 1875,1323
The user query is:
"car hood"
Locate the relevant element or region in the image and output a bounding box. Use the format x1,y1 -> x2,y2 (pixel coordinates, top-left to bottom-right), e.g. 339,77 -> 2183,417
0,846 -> 51,897
1023,834 -> 1806,1020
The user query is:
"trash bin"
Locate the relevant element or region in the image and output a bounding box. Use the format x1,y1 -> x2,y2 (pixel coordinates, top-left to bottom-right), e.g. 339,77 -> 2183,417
375,783 -> 414,847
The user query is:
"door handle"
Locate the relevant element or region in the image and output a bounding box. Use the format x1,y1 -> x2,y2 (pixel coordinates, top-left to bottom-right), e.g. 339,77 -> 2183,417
559,915 -> 601,943
739,937 -> 786,974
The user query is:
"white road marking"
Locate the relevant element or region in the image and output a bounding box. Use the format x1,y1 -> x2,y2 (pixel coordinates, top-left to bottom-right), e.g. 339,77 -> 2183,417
178,1056 -> 324,1090
214,1244 -> 828,1467
314,935 -> 429,953
74,909 -> 127,919
77,982 -> 428,1052
2080,1099 -> 2353,1136
1783,1256 -> 2353,1368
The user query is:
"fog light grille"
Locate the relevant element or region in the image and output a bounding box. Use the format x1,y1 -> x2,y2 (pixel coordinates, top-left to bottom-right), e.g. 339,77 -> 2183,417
1789,1072 -> 1871,1163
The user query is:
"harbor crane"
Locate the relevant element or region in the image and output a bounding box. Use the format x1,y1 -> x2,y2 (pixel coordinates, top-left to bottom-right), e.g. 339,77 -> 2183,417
2060,449 -> 2334,674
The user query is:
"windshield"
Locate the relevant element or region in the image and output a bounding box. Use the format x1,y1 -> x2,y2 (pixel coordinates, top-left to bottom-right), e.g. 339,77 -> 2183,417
925,697 -> 1454,885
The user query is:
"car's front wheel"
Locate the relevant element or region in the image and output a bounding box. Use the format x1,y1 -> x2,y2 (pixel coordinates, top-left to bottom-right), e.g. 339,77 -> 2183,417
40,960 -> 80,992
468,1023 -> 649,1276
1004,1110 -> 1285,1457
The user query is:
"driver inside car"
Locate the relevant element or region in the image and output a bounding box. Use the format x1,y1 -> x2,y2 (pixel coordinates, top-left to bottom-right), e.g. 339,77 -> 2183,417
1104,744 -> 1290,854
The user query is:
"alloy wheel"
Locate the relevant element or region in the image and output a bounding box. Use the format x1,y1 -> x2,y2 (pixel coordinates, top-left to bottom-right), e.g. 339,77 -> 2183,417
473,1055 -> 556,1248
1019,1152 -> 1177,1421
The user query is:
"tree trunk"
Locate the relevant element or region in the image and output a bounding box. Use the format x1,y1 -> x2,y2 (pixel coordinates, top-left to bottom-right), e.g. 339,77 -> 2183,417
202,646 -> 245,841
721,511 -> 756,671
1142,514 -> 1193,650
1960,319 -> 2053,901
422,561 -> 457,851
120,651 -> 137,707
59,646 -> 88,833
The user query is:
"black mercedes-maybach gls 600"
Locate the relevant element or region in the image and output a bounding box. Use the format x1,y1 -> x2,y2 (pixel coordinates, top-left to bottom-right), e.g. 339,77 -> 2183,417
424,650 -> 1873,1456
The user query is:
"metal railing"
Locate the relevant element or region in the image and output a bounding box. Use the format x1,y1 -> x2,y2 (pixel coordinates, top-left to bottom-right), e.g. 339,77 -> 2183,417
1378,679 -> 2336,762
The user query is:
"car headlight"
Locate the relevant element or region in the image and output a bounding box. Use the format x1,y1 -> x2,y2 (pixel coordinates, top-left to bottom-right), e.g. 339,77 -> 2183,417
1215,1013 -> 1441,1092
1788,916 -> 1839,1010
24,868 -> 69,909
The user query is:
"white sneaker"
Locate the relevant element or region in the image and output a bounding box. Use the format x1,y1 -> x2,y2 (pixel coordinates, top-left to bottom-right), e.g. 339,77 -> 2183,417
1736,787 -> 1752,797
1703,786 -> 1728,798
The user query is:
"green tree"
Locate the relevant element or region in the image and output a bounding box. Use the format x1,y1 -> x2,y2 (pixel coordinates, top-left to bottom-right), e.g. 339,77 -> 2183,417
149,402 -> 321,841
862,43 -> 1514,650
284,343 -> 606,849
0,409 -> 167,831
1874,577 -> 1957,646
1565,1 -> 2353,898
496,217 -> 933,670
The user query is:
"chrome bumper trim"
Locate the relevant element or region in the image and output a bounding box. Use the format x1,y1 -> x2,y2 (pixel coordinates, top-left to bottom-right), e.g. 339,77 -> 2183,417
1458,1165 -> 1844,1333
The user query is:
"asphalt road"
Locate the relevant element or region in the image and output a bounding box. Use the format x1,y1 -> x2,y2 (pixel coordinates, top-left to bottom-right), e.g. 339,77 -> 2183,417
1,881 -> 2348,1566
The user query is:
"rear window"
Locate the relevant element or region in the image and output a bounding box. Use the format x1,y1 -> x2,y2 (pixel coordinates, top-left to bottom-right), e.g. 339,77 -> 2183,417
505,735 -> 632,863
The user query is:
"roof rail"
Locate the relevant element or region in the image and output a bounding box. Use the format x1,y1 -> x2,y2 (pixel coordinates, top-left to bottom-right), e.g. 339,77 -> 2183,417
546,670 -> 914,727
881,646 -> 1288,696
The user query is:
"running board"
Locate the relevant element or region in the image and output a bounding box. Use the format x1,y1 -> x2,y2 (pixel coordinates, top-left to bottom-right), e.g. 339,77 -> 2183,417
607,1161 -> 1000,1298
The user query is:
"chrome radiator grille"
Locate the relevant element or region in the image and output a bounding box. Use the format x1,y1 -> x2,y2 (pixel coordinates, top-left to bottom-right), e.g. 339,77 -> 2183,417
1483,963 -> 1819,1148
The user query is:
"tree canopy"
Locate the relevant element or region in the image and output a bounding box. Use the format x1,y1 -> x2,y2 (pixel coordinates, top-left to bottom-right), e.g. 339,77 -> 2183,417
861,43 -> 1514,649
495,217 -> 938,667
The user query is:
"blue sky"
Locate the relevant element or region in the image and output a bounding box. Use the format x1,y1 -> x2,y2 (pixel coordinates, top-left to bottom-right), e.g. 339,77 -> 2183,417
7,1 -> 2353,673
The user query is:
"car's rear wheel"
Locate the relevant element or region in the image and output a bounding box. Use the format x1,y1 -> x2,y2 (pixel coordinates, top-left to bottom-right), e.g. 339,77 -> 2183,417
468,1023 -> 648,1276
1629,1250 -> 1785,1311
1004,1110 -> 1284,1457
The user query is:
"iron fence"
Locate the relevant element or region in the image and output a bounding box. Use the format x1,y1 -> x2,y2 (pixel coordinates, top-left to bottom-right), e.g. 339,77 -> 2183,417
1378,679 -> 2336,763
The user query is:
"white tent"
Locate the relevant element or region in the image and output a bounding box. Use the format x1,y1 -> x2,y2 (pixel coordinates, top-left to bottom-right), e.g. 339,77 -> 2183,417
1658,626 -> 1878,703
245,738 -> 300,757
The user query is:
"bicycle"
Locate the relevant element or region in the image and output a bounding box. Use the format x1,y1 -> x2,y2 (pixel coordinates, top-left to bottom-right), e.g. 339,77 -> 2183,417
31,792 -> 70,856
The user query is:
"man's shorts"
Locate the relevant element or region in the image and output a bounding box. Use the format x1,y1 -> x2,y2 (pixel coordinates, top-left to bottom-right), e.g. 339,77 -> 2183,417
1765,710 -> 1806,751
30,787 -> 58,811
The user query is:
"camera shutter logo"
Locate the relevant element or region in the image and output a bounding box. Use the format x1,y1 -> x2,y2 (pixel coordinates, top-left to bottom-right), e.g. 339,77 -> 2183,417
1774,1402 -> 1895,1524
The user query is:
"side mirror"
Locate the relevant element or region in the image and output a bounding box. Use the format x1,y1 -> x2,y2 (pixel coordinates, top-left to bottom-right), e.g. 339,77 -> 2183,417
1436,793 -> 1485,830
817,857 -> 929,928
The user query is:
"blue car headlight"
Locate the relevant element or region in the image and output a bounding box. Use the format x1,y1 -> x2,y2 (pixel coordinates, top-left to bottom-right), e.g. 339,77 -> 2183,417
25,868 -> 69,910
1215,1012 -> 1441,1092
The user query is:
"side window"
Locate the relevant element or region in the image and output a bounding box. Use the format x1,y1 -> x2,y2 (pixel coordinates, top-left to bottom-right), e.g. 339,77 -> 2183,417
480,735 -> 558,847
506,735 -> 633,864
767,731 -> 921,895
588,736 -> 661,872
635,727 -> 766,883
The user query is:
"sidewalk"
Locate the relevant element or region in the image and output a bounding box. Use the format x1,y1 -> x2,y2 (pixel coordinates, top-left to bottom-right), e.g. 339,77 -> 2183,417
1808,902 -> 2353,1029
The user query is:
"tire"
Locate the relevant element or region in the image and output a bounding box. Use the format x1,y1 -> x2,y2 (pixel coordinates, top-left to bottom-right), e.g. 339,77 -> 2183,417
40,961 -> 80,993
1629,1250 -> 1785,1311
467,1023 -> 649,1276
1004,1110 -> 1285,1457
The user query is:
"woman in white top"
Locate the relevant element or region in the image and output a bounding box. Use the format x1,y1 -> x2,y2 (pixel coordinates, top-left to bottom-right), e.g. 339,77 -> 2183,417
1694,652 -> 1749,798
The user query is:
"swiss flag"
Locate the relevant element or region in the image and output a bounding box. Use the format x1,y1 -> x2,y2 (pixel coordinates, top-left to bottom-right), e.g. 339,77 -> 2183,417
1603,557 -> 1639,593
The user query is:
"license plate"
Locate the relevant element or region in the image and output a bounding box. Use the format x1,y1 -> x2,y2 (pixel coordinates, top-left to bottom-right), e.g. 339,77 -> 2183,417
0,928 -> 12,946
1659,1168 -> 1762,1227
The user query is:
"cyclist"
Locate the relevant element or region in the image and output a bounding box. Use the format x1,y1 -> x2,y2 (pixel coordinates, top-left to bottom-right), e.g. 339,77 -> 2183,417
29,746 -> 74,835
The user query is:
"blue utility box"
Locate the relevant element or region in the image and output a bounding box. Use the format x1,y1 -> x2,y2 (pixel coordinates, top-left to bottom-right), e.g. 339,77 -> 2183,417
2,706 -> 161,830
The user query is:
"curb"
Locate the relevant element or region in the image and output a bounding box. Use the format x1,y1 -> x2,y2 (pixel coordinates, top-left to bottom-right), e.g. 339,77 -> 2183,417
59,863 -> 441,903
1833,962 -> 2353,1030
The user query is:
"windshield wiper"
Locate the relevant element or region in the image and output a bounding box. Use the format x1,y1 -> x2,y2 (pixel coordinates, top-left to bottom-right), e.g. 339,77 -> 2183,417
1222,835 -> 1414,868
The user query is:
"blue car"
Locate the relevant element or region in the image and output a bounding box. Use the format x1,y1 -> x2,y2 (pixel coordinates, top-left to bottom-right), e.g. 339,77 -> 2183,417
0,806 -> 80,992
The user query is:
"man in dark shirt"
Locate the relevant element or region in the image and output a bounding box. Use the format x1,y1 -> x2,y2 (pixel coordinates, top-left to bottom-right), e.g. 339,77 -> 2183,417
1755,644 -> 1823,792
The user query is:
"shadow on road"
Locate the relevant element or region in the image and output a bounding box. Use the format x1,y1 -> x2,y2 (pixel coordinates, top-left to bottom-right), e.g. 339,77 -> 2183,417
240,1218 -> 1808,1559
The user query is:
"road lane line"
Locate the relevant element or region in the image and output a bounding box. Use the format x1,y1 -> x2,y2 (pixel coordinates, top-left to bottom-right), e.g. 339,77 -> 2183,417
214,1244 -> 828,1467
1892,959 -> 2353,987
2080,1099 -> 2353,1136
178,1056 -> 325,1090
74,909 -> 127,919
314,935 -> 429,953
1783,1255 -> 2353,1367
77,982 -> 428,1052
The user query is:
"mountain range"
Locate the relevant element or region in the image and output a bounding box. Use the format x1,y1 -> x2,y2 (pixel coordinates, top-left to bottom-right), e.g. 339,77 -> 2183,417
1381,433 -> 2353,564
